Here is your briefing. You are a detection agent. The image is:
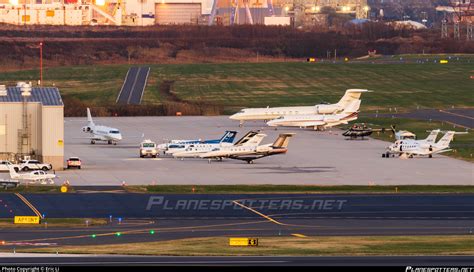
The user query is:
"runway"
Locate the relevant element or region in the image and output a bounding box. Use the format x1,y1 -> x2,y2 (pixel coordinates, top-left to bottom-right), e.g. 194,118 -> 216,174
4,116 -> 469,186
1,193 -> 473,248
2,254 -> 473,266
116,66 -> 150,105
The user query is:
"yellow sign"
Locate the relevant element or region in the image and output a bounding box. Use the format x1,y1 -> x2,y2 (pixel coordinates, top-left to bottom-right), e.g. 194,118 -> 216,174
440,60 -> 448,64
60,186 -> 68,193
58,139 -> 64,146
46,10 -> 55,17
14,216 -> 40,224
229,238 -> 258,247
307,58 -> 316,62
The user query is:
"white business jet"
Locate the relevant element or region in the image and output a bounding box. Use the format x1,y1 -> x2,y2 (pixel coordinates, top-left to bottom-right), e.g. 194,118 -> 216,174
229,89 -> 369,126
266,99 -> 361,130
82,108 -> 123,145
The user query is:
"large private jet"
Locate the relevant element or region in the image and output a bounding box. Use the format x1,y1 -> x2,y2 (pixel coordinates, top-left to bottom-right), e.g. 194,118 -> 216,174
266,99 -> 361,130
383,130 -> 461,158
173,131 -> 264,159
199,133 -> 294,164
8,166 -> 56,184
82,108 -> 123,145
229,89 -> 369,126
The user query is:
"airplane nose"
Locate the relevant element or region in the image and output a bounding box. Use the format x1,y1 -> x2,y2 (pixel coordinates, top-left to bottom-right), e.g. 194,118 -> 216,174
229,114 -> 239,120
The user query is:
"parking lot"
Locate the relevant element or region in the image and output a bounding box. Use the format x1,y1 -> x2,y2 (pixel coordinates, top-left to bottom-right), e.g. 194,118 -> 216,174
1,116 -> 472,185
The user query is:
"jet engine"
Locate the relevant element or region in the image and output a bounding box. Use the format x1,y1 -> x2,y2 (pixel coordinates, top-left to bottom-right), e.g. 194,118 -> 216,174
82,126 -> 92,132
315,105 -> 341,114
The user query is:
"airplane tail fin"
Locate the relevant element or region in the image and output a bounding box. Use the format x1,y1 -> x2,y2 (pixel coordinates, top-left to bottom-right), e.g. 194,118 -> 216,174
272,133 -> 295,148
87,108 -> 94,126
8,165 -> 20,179
336,89 -> 368,108
435,131 -> 455,149
219,131 -> 238,144
242,133 -> 267,146
425,129 -> 440,144
342,99 -> 361,114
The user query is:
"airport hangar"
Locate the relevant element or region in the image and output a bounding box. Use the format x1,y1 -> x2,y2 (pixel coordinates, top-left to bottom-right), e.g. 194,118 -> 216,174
0,83 -> 64,170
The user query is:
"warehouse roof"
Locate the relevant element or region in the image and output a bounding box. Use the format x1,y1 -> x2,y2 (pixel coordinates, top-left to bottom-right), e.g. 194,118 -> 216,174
0,87 -> 63,106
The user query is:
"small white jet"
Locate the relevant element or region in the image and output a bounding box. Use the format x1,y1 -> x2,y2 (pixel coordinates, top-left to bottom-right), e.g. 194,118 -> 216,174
266,99 -> 361,130
229,89 -> 369,126
160,131 -> 238,155
173,131 -> 264,159
8,166 -> 56,184
383,130 -> 461,158
200,133 -> 294,164
82,108 -> 123,145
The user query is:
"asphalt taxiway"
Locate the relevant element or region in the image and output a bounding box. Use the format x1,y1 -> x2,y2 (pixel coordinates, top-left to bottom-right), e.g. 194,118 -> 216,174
1,116 -> 469,186
1,193 -> 473,247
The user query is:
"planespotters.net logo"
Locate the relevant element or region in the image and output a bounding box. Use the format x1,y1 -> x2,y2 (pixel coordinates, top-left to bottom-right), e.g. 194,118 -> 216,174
406,267 -> 474,272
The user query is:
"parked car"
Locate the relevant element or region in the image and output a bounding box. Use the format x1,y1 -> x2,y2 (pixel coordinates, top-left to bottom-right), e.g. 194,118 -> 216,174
67,157 -> 82,169
19,160 -> 52,171
0,160 -> 19,172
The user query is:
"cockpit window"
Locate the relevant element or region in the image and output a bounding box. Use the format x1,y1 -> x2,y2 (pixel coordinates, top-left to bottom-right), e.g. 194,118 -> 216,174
142,143 -> 155,148
109,130 -> 120,134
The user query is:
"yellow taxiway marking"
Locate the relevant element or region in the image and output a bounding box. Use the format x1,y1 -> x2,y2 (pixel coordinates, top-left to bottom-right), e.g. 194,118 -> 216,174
15,193 -> 42,218
232,200 -> 287,226
291,233 -> 308,238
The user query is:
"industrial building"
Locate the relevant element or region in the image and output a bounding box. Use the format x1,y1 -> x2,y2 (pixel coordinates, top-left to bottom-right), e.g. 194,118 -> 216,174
0,83 -> 64,170
0,0 -> 370,26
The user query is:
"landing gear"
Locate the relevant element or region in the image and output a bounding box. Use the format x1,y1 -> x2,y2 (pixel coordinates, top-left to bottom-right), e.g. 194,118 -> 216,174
429,154 -> 432,158
91,140 -> 96,144
239,121 -> 244,128
208,159 -> 212,164
247,160 -> 254,164
108,140 -> 112,145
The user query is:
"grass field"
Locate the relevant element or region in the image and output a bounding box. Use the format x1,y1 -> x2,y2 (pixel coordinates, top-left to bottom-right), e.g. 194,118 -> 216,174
12,235 -> 474,256
355,117 -> 473,162
0,56 -> 472,113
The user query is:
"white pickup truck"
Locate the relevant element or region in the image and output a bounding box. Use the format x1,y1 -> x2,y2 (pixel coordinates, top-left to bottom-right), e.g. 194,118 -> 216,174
140,140 -> 158,158
19,160 -> 52,171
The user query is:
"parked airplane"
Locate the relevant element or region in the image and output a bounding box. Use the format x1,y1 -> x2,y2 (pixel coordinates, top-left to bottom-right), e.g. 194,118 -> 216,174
173,131 -> 264,159
8,166 -> 56,184
160,131 -> 238,155
200,133 -> 295,164
266,99 -> 361,130
383,130 -> 459,158
229,89 -> 369,126
82,108 -> 122,145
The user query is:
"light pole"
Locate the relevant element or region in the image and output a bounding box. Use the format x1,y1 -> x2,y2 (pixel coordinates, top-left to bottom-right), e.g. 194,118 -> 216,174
39,42 -> 43,85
